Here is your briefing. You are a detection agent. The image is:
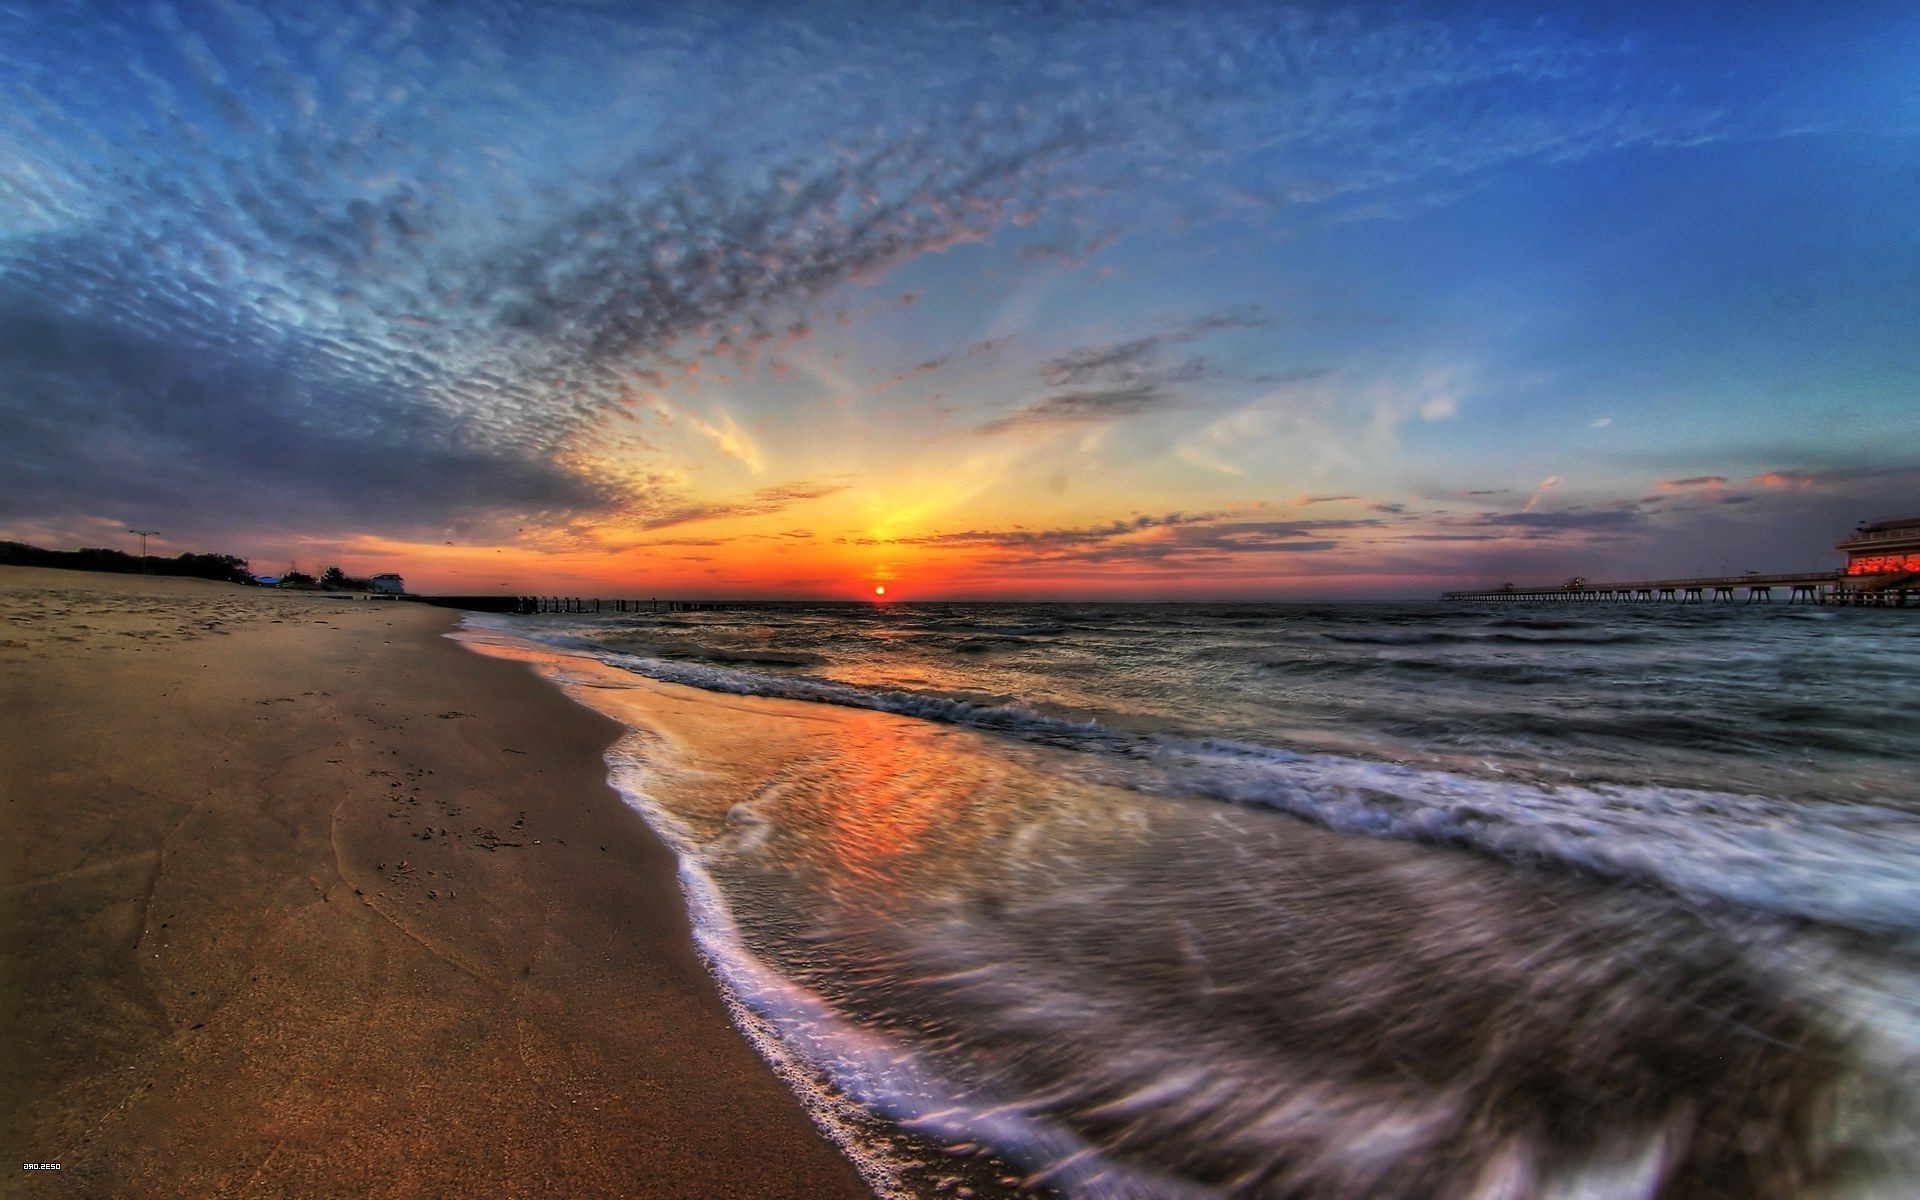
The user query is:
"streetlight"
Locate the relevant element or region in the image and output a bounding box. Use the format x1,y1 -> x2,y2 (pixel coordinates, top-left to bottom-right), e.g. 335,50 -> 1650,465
127,529 -> 160,573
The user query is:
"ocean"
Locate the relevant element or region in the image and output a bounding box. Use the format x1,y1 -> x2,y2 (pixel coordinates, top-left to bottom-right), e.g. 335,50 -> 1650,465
460,601 -> 1920,1199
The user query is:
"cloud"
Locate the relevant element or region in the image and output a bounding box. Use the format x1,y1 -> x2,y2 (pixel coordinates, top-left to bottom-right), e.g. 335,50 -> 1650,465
1472,508 -> 1645,534
979,307 -> 1271,434
1519,475 -> 1562,513
1176,444 -> 1244,476
632,480 -> 848,534
1016,229 -> 1119,268
0,303 -> 626,542
866,510 -> 1365,568
1038,307 -> 1268,390
1297,494 -> 1362,506
0,0 -> 1758,554
883,335 -> 1013,388
867,511 -> 1228,550
685,407 -> 764,474
1027,520 -> 1346,566
1659,475 -> 1730,490
1739,465 -> 1920,494
976,384 -> 1178,433
1750,469 -> 1831,490
1175,366 -> 1463,478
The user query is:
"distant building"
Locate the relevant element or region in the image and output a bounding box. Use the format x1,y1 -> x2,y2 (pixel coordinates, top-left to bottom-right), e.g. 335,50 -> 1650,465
1838,517 -> 1920,579
369,573 -> 406,595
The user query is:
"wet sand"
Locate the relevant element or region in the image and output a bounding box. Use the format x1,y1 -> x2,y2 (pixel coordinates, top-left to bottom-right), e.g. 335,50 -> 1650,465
0,567 -> 870,1199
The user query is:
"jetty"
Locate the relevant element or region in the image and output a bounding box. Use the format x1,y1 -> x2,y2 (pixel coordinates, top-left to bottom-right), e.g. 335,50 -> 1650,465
1443,515 -> 1920,606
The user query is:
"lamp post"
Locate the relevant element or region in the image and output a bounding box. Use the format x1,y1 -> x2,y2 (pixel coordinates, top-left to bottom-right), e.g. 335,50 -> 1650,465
127,529 -> 160,573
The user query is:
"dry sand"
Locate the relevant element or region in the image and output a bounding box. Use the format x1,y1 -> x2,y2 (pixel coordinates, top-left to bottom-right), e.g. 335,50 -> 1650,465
0,566 -> 871,1199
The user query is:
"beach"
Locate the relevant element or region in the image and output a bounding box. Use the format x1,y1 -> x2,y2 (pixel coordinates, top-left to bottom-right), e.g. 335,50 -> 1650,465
0,567 -> 870,1199
6,571 -> 1918,1200
455,599 -> 1920,1198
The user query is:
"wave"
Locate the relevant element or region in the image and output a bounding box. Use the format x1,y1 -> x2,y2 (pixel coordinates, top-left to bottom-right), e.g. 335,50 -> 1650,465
1150,737 -> 1920,937
946,636 -> 1037,655
595,636 -> 827,668
1321,630 -> 1646,647
683,646 -> 828,667
474,617 -> 1920,939
906,620 -> 1069,637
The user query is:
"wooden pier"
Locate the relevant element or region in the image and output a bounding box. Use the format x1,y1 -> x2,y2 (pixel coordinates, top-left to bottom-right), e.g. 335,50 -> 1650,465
526,597 -> 775,615
1442,570 -> 1914,606
411,595 -> 773,615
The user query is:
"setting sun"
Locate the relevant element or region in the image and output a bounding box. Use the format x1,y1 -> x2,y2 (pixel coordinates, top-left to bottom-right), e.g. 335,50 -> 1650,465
874,585 -> 887,596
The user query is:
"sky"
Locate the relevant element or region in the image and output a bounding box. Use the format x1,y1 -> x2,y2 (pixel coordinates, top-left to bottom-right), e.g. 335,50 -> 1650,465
1,0 -> 1915,599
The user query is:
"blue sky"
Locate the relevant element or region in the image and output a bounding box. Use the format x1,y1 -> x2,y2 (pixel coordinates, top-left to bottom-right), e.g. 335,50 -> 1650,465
0,0 -> 1914,596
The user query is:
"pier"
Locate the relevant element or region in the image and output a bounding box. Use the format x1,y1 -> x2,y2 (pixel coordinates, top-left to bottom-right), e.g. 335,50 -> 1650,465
410,595 -> 775,615
1444,514 -> 1920,606
1442,571 -> 1853,604
525,597 -> 774,614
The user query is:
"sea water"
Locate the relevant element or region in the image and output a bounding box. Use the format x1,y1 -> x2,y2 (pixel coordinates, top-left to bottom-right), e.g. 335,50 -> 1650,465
461,601 -> 1920,1199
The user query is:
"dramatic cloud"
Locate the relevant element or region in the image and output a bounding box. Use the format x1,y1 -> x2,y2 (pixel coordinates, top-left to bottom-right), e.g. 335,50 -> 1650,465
2,0 -> 1885,596
0,303 -> 626,540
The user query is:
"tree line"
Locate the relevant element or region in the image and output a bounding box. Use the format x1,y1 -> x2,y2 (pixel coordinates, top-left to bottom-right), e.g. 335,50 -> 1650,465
0,540 -> 254,583
0,541 -> 378,590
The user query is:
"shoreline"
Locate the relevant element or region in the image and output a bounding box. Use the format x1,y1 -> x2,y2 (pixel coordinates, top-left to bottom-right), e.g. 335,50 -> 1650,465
453,615 -> 1912,1199
0,567 -> 870,1198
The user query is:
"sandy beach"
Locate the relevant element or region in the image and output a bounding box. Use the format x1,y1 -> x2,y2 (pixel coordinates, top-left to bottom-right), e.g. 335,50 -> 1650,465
0,567 -> 870,1199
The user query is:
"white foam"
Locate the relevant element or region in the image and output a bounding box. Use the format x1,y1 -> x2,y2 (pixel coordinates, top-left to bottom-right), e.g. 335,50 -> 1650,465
592,714 -> 1227,1200
1151,736 -> 1920,937
471,616 -> 1920,939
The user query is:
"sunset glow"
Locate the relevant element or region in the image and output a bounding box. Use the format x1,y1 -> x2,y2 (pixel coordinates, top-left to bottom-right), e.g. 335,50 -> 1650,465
1,3 -> 1913,598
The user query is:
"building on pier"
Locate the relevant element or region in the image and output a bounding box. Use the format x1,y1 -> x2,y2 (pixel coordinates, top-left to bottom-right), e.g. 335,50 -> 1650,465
1838,516 -> 1920,582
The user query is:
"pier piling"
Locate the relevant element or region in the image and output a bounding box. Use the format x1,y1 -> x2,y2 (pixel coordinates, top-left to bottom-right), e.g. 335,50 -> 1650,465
1443,570 -> 1863,606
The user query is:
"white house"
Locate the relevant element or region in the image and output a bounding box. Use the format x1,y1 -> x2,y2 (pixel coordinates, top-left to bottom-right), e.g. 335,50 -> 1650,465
369,573 -> 406,596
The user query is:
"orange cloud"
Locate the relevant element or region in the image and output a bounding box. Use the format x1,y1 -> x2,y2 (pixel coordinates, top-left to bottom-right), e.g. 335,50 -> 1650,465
1657,475 -> 1728,491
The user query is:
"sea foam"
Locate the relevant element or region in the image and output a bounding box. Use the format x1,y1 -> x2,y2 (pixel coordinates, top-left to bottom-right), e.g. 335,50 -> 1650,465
471,616 -> 1920,940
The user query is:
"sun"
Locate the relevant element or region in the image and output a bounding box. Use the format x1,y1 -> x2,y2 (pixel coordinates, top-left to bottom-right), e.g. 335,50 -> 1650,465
873,585 -> 887,596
